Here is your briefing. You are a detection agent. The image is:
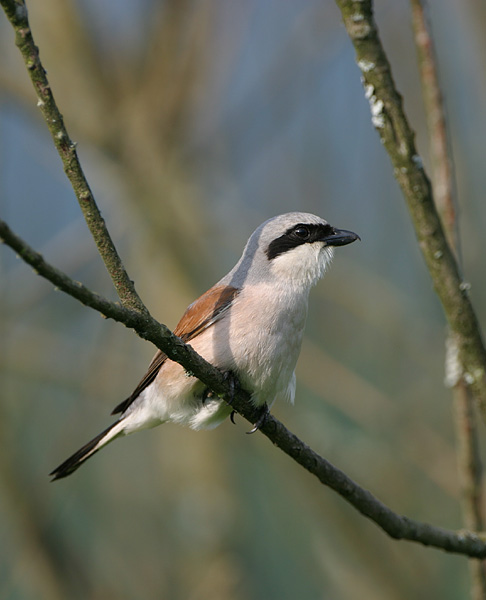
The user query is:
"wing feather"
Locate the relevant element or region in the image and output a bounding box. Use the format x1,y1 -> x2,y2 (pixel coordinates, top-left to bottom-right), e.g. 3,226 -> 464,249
111,285 -> 240,415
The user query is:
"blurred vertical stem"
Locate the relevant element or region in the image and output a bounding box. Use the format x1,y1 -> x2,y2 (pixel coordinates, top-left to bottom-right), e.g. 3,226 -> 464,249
411,1 -> 486,597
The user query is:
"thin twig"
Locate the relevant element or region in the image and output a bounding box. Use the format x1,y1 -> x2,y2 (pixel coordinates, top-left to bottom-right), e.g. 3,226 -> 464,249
334,0 -> 486,421
0,0 -> 146,314
2,217 -> 486,558
410,1 -> 486,596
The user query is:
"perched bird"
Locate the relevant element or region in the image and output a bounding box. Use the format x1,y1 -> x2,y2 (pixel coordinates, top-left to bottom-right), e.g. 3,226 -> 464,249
50,212 -> 359,480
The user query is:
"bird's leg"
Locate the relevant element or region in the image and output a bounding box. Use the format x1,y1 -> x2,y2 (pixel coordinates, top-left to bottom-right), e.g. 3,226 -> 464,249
219,371 -> 269,431
201,371 -> 239,423
202,370 -> 238,404
246,403 -> 269,434
219,370 -> 239,424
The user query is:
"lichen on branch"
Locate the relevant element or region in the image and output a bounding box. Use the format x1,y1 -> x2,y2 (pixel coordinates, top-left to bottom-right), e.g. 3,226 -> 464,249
335,0 -> 486,418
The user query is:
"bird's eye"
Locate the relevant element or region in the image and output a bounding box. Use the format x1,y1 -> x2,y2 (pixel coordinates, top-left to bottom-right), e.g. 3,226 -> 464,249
293,226 -> 310,240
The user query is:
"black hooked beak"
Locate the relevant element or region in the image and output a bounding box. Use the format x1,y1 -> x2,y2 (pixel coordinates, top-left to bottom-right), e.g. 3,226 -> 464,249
321,228 -> 360,247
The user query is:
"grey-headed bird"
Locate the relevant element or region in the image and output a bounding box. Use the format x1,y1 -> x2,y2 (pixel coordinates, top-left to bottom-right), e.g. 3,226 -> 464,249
51,212 -> 359,479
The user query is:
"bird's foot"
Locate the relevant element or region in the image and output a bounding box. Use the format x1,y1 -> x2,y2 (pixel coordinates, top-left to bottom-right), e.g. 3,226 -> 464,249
223,370 -> 238,403
246,403 -> 269,434
224,371 -> 239,425
202,370 -> 238,405
204,371 -> 239,424
221,371 -> 240,425
215,372 -> 268,431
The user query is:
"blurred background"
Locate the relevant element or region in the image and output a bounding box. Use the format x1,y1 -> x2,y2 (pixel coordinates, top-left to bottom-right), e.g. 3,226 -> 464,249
1,0 -> 486,598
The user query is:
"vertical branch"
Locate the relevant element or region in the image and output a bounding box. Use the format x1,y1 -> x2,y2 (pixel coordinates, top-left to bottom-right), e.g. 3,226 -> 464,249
334,0 -> 486,422
453,382 -> 486,599
0,0 -> 147,314
410,1 -> 486,597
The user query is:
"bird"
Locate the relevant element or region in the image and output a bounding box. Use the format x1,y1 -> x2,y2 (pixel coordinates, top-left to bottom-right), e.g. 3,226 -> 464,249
50,212 -> 359,480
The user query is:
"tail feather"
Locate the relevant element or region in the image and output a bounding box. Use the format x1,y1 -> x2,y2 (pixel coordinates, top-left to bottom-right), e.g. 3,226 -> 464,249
50,420 -> 125,481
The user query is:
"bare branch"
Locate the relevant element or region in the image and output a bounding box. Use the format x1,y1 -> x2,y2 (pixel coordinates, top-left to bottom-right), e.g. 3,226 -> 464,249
2,218 -> 486,558
0,218 -> 227,393
334,0 -> 486,420
0,0 -> 146,314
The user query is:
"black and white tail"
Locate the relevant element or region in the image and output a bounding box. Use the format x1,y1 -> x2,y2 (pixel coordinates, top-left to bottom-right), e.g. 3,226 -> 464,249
50,420 -> 126,480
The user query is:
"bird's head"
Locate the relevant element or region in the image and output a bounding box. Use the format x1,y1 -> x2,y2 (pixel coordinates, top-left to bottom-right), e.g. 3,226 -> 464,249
225,212 -> 360,290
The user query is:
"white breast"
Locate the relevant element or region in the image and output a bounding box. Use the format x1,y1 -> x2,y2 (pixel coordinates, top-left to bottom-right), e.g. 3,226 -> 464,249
125,282 -> 309,432
218,283 -> 308,406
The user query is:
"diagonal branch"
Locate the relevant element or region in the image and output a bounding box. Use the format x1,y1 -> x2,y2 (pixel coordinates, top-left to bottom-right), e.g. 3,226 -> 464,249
2,217 -> 486,559
0,0 -> 146,314
0,218 -> 227,393
335,0 -> 486,419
